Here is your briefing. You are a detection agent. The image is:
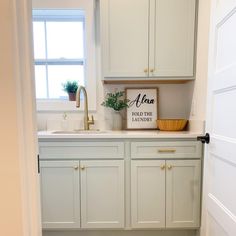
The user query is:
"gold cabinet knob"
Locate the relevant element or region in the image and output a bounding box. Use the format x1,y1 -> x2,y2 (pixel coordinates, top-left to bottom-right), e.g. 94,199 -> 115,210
80,166 -> 85,170
144,68 -> 148,73
160,164 -> 166,170
167,165 -> 173,170
74,166 -> 79,170
150,69 -> 154,73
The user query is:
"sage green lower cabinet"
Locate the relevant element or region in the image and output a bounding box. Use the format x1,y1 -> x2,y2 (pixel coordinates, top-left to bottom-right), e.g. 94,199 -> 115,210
80,160 -> 124,228
131,160 -> 201,229
40,161 -> 80,229
166,160 -> 201,228
39,139 -> 202,231
131,160 -> 166,228
40,159 -> 124,229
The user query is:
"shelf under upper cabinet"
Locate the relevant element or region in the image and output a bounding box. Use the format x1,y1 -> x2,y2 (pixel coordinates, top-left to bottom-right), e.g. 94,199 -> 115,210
102,79 -> 194,84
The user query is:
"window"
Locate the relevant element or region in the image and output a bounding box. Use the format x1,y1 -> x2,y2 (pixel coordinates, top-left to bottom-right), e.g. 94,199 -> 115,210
32,5 -> 96,112
33,10 -> 86,100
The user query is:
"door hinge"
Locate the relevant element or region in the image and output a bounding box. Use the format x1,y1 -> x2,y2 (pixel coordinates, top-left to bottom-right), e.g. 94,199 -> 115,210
37,154 -> 40,174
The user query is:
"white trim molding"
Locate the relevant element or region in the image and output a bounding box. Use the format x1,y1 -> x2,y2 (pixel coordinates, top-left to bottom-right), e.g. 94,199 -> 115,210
13,0 -> 42,235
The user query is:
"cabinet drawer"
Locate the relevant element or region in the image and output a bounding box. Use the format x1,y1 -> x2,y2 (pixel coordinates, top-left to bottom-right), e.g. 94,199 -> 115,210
39,142 -> 125,159
131,141 -> 202,159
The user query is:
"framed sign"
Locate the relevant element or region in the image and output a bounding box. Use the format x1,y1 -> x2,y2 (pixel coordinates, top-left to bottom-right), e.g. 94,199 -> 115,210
125,88 -> 159,130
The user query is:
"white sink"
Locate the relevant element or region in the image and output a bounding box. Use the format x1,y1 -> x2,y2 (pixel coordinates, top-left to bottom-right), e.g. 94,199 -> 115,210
52,130 -> 108,134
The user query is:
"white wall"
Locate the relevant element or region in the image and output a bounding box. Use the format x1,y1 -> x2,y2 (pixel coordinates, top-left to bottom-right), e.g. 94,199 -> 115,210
34,0 -> 211,132
33,0 -> 195,131
189,0 -> 212,123
37,82 -> 194,130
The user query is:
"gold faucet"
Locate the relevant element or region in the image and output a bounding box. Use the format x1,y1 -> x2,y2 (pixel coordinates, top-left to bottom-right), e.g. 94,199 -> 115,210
76,86 -> 94,130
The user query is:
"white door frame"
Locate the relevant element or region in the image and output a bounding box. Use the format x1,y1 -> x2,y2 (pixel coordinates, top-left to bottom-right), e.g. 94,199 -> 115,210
200,0 -> 215,234
12,0 -> 42,235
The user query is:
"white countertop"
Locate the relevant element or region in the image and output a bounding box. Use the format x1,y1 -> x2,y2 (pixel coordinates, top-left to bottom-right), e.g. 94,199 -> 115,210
38,130 -> 203,139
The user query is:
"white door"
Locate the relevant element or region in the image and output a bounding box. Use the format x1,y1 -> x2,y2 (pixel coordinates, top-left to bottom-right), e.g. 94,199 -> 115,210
131,160 -> 165,228
201,1 -> 236,235
100,0 -> 149,77
40,161 -> 80,229
166,160 -> 201,228
149,0 -> 196,77
80,160 -> 124,228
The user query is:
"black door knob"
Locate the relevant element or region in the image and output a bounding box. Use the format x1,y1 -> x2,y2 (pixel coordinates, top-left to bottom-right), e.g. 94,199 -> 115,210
197,133 -> 210,144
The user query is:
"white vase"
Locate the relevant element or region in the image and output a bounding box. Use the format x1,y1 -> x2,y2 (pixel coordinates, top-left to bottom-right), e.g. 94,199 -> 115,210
112,111 -> 122,130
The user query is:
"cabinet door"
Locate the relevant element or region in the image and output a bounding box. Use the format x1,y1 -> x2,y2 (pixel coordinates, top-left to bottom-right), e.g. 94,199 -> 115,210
166,160 -> 201,228
149,0 -> 196,77
100,0 -> 149,77
80,160 -> 124,228
131,160 -> 165,228
40,161 -> 80,229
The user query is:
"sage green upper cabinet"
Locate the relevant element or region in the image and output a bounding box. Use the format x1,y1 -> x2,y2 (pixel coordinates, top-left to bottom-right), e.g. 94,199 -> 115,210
149,0 -> 196,77
100,0 -> 149,78
100,0 -> 196,80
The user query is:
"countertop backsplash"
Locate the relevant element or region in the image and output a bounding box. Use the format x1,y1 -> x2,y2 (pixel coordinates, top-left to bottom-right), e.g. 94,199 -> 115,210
37,82 -> 199,132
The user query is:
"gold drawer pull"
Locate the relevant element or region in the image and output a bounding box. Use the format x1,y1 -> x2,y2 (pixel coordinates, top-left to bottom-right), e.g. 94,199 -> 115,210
144,68 -> 148,73
158,149 -> 176,153
74,166 -> 79,170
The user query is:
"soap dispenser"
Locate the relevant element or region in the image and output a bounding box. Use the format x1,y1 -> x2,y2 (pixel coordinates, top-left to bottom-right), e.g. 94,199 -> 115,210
61,112 -> 69,131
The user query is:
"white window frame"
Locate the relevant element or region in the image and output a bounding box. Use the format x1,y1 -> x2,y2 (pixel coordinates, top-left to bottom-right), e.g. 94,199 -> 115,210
33,2 -> 96,112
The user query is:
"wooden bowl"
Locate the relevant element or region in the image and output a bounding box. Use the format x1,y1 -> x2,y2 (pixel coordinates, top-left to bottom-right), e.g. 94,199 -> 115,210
157,119 -> 188,131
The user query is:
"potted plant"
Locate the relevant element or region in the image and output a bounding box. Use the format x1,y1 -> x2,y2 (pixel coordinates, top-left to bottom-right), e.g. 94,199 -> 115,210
101,91 -> 129,130
62,81 -> 78,101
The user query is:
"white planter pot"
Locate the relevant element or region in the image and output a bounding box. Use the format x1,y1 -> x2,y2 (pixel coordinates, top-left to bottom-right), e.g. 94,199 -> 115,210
112,111 -> 122,130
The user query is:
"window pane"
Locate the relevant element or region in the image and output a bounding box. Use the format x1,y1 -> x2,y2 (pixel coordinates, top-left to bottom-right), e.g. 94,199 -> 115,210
46,22 -> 84,59
35,65 -> 47,99
33,22 -> 46,59
47,65 -> 84,99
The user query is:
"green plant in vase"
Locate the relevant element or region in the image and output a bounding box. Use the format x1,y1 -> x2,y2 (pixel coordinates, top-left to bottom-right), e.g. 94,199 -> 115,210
101,91 -> 129,130
101,91 -> 129,111
62,81 -> 78,101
